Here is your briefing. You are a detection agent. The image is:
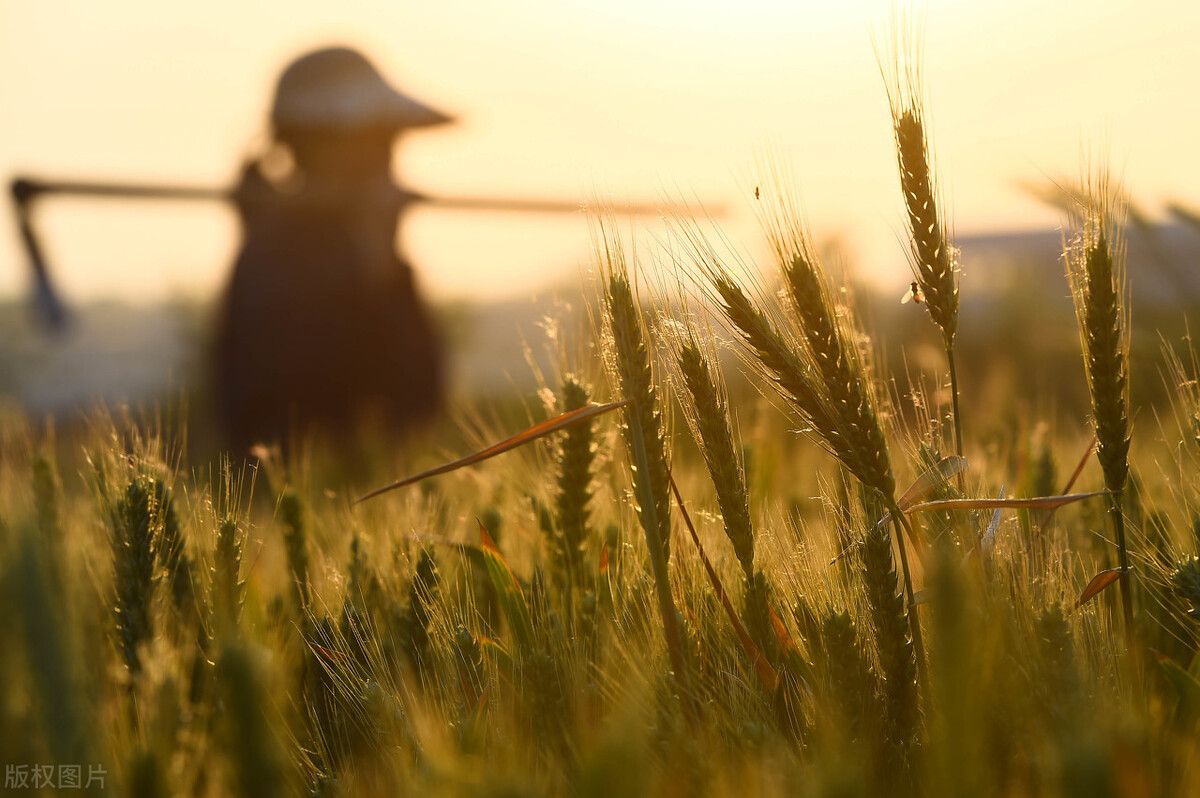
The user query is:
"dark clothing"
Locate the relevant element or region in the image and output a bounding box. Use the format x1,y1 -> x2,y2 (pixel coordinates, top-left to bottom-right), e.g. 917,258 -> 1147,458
214,175 -> 442,450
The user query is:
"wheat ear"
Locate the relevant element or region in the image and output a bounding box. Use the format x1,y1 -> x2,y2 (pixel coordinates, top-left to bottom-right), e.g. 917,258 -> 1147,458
277,491 -> 311,614
599,241 -> 688,693
212,517 -> 245,633
863,522 -> 920,757
704,256 -> 927,692
555,373 -> 598,588
1064,176 -> 1134,646
782,249 -> 896,502
881,29 -> 963,457
112,478 -> 157,675
677,339 -> 754,580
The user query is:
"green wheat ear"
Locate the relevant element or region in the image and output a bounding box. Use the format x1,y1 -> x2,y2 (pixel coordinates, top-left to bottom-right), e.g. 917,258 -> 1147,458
277,490 -> 311,614
1171,556 -> 1200,620
405,547 -> 440,667
150,478 -> 200,625
780,249 -> 896,502
1034,605 -> 1083,728
862,523 -> 919,757
1079,232 -> 1131,496
111,478 -> 158,675
672,334 -> 778,662
212,517 -> 245,633
820,609 -> 883,746
555,373 -> 598,588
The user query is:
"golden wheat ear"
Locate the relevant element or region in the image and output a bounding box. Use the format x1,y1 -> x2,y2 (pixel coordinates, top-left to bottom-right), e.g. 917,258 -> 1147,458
1063,169 -> 1136,651
878,20 -> 964,458
674,337 -> 755,581
592,225 -> 691,700
893,107 -> 958,349
689,217 -> 930,696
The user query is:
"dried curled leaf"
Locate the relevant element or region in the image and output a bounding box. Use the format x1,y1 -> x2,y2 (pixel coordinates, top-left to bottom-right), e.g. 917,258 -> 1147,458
1075,567 -> 1127,609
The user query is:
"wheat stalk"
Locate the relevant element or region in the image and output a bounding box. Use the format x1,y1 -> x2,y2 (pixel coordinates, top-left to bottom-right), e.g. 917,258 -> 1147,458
32,454 -> 61,548
880,23 -> 964,458
685,222 -> 928,691
596,230 -> 689,694
14,535 -> 92,769
605,271 -> 673,564
671,332 -> 781,662
1064,172 -> 1134,646
217,641 -> 290,798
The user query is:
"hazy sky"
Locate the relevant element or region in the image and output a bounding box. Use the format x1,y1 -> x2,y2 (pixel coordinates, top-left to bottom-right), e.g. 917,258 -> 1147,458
1,0 -> 1196,306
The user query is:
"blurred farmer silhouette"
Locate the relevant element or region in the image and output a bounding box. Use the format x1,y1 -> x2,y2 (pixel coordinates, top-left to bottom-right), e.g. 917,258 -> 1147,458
11,47 -> 682,450
214,47 -> 449,450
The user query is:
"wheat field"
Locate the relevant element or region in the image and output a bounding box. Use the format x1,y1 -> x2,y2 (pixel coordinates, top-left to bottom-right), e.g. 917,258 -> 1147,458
3,38 -> 1200,798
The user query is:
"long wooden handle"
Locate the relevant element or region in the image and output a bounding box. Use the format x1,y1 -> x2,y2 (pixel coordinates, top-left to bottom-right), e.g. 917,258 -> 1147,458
8,175 -> 723,331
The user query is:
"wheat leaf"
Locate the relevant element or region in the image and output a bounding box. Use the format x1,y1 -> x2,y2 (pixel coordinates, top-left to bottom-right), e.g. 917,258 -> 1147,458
355,400 -> 629,503
478,521 -> 534,652
907,491 -> 1107,513
896,455 -> 969,509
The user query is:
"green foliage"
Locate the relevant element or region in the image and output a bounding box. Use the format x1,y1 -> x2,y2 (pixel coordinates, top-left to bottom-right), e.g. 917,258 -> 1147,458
480,525 -> 534,653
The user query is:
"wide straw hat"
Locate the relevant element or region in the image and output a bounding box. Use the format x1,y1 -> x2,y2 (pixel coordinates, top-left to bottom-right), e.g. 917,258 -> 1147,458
271,46 -> 453,134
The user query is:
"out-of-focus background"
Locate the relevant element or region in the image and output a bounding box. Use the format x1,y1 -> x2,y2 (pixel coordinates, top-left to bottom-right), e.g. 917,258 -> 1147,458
2,0 -> 1198,424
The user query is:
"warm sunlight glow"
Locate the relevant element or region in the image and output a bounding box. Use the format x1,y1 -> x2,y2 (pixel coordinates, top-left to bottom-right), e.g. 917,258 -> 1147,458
2,1 -> 1198,305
